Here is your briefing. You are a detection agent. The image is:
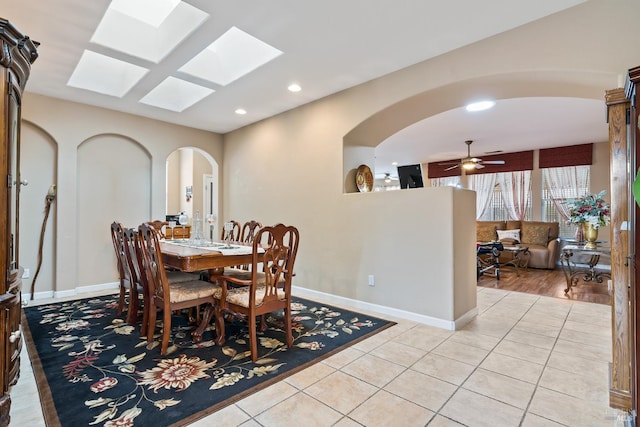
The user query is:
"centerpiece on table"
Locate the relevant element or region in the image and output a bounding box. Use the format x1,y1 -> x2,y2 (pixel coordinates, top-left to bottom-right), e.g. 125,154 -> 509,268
566,190 -> 611,249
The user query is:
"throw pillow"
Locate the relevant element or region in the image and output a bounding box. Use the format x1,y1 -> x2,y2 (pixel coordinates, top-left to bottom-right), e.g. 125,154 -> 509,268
497,229 -> 520,242
521,224 -> 550,246
477,225 -> 497,242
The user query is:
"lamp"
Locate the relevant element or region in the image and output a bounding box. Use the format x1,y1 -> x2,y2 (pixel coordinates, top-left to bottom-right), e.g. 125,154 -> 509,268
462,160 -> 476,170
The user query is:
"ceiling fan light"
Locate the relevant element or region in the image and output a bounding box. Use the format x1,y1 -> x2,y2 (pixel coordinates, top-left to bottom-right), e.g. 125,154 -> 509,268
462,161 -> 476,170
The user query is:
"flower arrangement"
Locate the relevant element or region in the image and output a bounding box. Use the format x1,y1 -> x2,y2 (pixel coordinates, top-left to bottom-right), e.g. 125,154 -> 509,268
565,190 -> 611,229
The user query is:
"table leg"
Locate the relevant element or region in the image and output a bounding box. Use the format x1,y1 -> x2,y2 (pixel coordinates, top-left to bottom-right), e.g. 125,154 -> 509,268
191,303 -> 217,343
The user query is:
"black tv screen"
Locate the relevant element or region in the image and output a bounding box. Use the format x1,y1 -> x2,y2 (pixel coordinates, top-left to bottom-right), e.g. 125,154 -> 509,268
397,164 -> 424,189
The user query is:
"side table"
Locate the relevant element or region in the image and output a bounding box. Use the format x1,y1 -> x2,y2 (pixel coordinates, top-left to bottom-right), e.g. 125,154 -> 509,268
500,245 -> 530,276
560,244 -> 611,293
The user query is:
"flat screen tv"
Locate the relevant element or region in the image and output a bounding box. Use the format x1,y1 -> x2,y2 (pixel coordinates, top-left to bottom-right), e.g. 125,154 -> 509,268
397,164 -> 424,189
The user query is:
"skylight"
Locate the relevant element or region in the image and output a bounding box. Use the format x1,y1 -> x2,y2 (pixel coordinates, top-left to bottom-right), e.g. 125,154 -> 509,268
139,77 -> 214,112
179,26 -> 283,86
90,1 -> 208,63
67,50 -> 149,97
109,0 -> 180,28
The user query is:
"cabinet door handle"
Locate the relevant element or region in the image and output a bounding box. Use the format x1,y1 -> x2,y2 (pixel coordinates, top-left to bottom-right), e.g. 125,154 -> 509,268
9,329 -> 21,343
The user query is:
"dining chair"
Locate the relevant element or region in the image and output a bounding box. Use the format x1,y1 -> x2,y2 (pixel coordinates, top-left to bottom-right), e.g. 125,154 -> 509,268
138,222 -> 223,355
122,228 -> 148,333
220,220 -> 241,242
148,219 -> 169,239
240,220 -> 262,245
143,220 -> 202,279
110,221 -> 144,324
214,223 -> 299,361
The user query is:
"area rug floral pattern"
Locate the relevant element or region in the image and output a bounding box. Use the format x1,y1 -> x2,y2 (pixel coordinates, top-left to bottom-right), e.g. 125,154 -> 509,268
22,295 -> 394,427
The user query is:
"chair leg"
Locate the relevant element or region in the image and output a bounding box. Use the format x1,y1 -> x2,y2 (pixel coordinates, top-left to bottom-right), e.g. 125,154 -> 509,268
284,306 -> 293,348
161,309 -> 172,355
127,290 -> 139,325
117,281 -> 126,316
249,315 -> 258,362
140,294 -> 149,337
147,305 -> 157,344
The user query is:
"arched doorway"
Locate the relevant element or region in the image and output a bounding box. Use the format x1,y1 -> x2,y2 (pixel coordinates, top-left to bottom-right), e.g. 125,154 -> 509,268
166,147 -> 219,239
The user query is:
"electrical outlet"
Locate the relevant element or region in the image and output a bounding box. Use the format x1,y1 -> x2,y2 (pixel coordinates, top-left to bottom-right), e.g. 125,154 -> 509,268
368,275 -> 374,286
22,268 -> 30,279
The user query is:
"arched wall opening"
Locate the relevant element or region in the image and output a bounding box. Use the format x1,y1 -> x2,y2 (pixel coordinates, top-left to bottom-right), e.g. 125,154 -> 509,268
166,147 -> 219,239
342,70 -> 610,193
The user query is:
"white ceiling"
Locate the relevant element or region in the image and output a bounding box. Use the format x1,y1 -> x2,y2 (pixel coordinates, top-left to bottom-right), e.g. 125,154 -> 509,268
3,0 -> 601,176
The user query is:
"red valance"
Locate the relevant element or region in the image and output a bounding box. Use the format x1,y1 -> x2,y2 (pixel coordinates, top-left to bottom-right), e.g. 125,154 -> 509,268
426,161 -> 462,179
465,150 -> 534,175
538,143 -> 593,168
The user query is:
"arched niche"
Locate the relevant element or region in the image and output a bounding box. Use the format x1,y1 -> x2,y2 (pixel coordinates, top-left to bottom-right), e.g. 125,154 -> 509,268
77,134 -> 151,286
20,120 -> 57,296
342,70 -> 611,192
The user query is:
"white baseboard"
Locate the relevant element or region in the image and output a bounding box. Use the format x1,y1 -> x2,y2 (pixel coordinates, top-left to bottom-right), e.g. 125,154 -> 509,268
21,282 -> 478,331
292,285 -> 477,331
22,282 -> 119,303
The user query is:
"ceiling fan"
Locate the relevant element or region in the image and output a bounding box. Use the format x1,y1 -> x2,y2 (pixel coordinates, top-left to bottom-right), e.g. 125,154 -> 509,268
440,140 -> 505,171
383,173 -> 398,183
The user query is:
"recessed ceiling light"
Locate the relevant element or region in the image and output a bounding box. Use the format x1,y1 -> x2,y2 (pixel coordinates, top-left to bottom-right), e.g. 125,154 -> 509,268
235,108 -> 247,115
179,26 -> 282,86
288,83 -> 301,92
391,162 -> 398,166
465,100 -> 496,112
139,77 -> 214,112
67,50 -> 148,97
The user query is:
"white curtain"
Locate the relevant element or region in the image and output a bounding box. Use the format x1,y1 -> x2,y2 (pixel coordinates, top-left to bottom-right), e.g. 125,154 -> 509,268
496,170 -> 531,220
429,176 -> 461,187
469,173 -> 497,219
542,166 -> 590,220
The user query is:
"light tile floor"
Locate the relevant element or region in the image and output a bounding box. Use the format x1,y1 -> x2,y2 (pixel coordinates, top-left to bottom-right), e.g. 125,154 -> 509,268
9,287 -> 631,426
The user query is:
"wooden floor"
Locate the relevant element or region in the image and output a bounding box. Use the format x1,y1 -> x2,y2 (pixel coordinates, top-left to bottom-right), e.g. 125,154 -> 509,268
476,265 -> 611,305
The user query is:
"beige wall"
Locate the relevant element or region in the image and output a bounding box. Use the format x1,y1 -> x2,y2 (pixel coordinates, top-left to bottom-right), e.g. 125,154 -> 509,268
223,0 -> 637,322
20,94 -> 222,296
16,0 -> 640,325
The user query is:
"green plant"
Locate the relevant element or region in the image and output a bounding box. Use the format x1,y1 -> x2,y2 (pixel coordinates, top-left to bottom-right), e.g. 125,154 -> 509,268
565,190 -> 611,229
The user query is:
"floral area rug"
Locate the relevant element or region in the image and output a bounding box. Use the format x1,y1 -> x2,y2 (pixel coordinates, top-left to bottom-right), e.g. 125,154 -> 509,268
22,294 -> 394,427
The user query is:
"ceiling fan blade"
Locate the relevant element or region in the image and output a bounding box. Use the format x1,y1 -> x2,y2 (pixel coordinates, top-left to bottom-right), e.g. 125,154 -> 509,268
437,161 -> 460,166
443,164 -> 460,171
482,160 -> 506,165
475,163 -> 485,169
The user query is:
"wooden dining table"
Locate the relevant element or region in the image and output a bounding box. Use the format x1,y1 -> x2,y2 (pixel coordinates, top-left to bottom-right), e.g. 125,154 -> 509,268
159,239 -> 257,344
160,240 -> 254,275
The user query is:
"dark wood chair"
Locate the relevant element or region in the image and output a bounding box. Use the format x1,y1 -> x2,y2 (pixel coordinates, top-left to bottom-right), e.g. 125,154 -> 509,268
122,228 -> 149,334
214,223 -> 299,361
110,221 -> 144,324
220,220 -> 241,242
148,219 -> 169,239
240,220 -> 262,245
138,222 -> 223,355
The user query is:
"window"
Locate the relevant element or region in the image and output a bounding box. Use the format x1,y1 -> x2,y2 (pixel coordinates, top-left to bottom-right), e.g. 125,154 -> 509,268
429,176 -> 461,188
542,165 -> 590,237
470,171 -> 531,221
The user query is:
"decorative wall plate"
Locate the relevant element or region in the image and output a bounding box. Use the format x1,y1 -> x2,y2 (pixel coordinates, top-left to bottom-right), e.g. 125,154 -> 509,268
356,164 -> 374,192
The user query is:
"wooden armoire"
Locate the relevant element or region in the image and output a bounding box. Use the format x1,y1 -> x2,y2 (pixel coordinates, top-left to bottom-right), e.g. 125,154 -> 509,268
0,19 -> 38,427
607,65 -> 640,424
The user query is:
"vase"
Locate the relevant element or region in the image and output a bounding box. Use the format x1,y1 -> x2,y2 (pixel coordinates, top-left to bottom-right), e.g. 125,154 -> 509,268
582,222 -> 598,249
574,224 -> 584,242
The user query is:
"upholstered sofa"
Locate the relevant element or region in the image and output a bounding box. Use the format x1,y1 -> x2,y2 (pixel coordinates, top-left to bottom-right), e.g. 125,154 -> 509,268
476,220 -> 560,269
